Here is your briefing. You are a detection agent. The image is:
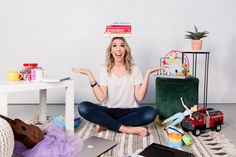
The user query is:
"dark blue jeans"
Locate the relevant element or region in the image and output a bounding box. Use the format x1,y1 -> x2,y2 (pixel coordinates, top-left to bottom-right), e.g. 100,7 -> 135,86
78,101 -> 158,132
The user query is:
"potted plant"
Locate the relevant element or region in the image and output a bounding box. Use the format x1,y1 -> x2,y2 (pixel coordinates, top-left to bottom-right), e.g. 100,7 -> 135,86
185,26 -> 209,50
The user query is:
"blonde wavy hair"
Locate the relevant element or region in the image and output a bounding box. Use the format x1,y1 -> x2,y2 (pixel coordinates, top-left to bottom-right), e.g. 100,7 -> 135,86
105,37 -> 133,74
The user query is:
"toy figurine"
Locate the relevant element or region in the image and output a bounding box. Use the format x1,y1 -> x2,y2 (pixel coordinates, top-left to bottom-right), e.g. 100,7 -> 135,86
162,97 -> 198,129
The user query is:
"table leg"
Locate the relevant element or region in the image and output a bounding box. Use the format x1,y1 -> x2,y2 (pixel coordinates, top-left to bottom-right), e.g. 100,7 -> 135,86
0,93 -> 8,116
65,82 -> 74,132
39,89 -> 47,122
192,54 -> 195,76
204,53 -> 210,108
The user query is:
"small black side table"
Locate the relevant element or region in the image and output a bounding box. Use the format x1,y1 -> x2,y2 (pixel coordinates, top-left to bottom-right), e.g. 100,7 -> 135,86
181,51 -> 210,108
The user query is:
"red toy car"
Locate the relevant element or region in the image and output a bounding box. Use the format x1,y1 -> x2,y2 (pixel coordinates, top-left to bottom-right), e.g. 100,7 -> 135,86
181,108 -> 224,136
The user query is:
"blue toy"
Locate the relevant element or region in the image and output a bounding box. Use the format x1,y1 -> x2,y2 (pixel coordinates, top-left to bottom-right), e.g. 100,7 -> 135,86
53,114 -> 81,128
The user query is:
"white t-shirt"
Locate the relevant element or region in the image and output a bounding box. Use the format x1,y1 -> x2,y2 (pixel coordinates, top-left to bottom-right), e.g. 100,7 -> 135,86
99,65 -> 143,108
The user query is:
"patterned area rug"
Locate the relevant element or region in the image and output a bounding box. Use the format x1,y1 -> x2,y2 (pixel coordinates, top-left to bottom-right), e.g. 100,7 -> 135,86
75,119 -> 236,157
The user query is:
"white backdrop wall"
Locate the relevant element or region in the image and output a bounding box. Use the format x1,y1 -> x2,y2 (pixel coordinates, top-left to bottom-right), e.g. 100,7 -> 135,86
0,0 -> 236,104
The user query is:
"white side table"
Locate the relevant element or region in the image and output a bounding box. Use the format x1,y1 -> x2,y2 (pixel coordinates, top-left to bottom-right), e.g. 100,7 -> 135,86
0,80 -> 75,132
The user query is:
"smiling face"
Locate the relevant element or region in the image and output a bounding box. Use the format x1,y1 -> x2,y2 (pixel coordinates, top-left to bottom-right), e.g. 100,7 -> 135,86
111,39 -> 126,63
105,37 -> 133,74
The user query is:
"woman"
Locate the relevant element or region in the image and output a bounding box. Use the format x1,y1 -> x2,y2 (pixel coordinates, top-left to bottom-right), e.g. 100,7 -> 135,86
72,37 -> 164,136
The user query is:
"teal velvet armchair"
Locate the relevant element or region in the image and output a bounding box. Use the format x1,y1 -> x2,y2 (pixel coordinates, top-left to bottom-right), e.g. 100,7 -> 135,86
155,76 -> 199,119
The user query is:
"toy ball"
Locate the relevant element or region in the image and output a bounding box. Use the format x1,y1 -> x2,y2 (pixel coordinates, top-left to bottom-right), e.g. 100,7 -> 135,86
177,72 -> 182,76
8,70 -> 22,81
162,60 -> 167,65
170,56 -> 176,60
182,134 -> 192,146
53,114 -> 81,128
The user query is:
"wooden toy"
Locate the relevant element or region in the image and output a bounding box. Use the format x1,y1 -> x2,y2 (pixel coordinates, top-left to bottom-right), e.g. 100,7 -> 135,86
159,50 -> 190,77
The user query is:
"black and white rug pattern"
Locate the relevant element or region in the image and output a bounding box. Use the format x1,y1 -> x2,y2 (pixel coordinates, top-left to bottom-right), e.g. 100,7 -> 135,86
75,119 -> 236,157
191,131 -> 236,157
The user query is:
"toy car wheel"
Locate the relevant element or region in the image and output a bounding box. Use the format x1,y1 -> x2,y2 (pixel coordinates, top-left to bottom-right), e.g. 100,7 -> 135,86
215,124 -> 221,132
182,127 -> 189,132
192,128 -> 201,136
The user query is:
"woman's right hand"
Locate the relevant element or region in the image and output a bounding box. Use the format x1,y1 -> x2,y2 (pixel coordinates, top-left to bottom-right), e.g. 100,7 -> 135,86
72,68 -> 91,76
72,67 -> 106,102
72,67 -> 96,83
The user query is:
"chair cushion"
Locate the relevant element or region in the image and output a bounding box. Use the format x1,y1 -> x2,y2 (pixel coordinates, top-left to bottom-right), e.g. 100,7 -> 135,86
155,76 -> 199,118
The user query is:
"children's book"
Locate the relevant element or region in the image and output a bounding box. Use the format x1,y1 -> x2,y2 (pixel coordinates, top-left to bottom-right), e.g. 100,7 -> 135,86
41,77 -> 71,83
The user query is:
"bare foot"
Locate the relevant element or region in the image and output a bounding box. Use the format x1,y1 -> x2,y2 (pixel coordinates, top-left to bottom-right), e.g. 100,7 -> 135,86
119,125 -> 148,137
96,125 -> 107,133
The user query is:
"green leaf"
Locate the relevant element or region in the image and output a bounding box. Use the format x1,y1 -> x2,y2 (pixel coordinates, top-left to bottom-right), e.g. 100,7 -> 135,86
194,25 -> 198,33
185,26 -> 209,40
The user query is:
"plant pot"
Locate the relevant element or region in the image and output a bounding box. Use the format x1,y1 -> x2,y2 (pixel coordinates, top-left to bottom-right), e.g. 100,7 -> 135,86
192,40 -> 202,50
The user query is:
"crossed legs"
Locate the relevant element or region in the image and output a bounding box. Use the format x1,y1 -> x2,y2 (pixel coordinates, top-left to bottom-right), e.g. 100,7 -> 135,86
78,101 -> 158,136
